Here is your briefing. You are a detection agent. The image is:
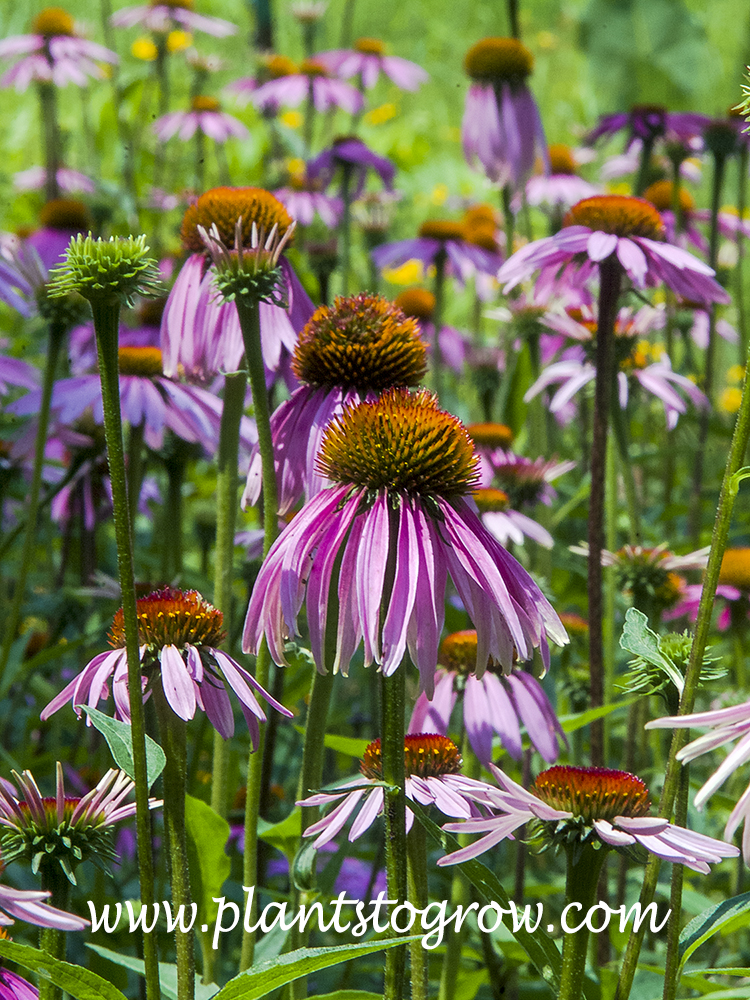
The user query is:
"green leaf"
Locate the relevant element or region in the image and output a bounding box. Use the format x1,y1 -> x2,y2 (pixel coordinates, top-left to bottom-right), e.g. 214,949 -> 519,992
212,939 -> 417,1000
258,808 -> 302,861
304,994 -> 384,1000
0,937 -> 128,1000
82,707 -> 166,791
86,944 -> 218,1000
620,608 -> 684,692
292,728 -> 369,759
558,697 -> 637,733
185,795 -> 231,927
678,890 -> 750,974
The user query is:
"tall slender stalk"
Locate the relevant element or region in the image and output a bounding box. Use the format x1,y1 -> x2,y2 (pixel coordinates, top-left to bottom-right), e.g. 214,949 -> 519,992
558,845 -> 606,1000
154,689 -> 194,1000
587,258 -> 622,766
661,762 -> 690,1000
381,667 -> 407,1000
38,869 -> 69,1000
407,822 -> 429,1000
737,146 -> 748,365
90,297 -> 161,1000
210,371 -> 249,819
615,342 -> 750,1000
0,321 -> 64,683
38,82 -> 61,201
431,251 -> 447,400
339,166 -> 354,296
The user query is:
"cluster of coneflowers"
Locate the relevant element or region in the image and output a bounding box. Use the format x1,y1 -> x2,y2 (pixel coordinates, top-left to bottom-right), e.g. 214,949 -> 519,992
2,4 -> 750,1000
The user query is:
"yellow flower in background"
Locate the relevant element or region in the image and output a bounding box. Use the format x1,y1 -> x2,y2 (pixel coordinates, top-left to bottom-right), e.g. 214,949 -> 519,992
728,364 -> 746,383
281,111 -> 303,129
132,37 -> 157,60
364,102 -> 397,125
383,259 -> 424,285
285,157 -> 306,177
536,30 -> 558,50
430,183 -> 449,206
167,30 -> 192,52
720,387 -> 743,414
607,182 -> 632,196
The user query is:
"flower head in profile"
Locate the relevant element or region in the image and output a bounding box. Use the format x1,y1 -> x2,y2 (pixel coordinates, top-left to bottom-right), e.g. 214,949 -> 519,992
0,8 -> 118,91
111,1 -> 236,38
298,734 -> 496,848
41,587 -> 292,745
153,95 -> 248,143
242,293 -> 426,513
315,37 -> 427,91
585,105 -> 710,152
373,217 -> 502,287
251,58 -> 363,114
161,186 -> 314,383
243,388 -> 567,695
409,630 -> 566,766
439,764 -> 739,871
307,137 -> 395,200
461,37 -> 547,187
526,144 -> 599,212
0,764 -> 158,883
666,547 -> 750,631
499,194 -> 729,308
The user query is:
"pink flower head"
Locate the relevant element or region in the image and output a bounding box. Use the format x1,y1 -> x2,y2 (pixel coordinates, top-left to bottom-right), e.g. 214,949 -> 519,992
438,764 -> 739,872
315,37 -> 427,91
274,167 -> 343,227
0,8 -> 117,90
111,2 -> 236,37
298,734 -> 496,848
409,630 -> 566,765
499,195 -> 730,308
243,293 -> 427,514
307,138 -> 395,200
462,37 -> 548,188
153,95 -> 248,143
252,58 -> 363,115
525,143 -> 600,211
14,166 -> 95,194
373,218 -> 502,287
161,186 -> 314,384
243,389 -> 567,696
586,105 -> 710,152
41,588 -> 292,745
0,968 -> 39,1000
0,883 -> 87,931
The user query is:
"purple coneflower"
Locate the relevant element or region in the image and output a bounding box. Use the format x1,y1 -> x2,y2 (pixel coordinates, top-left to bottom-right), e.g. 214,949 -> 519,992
665,547 -> 750,630
315,37 -> 427,91
13,166 -> 95,194
274,169 -> 343,228
225,54 -> 298,108
298,734 -> 496,848
438,764 -> 739,872
252,58 -> 363,115
243,388 -> 567,695
0,356 -> 39,396
111,0 -> 236,37
499,194 -> 730,306
41,587 -> 292,744
23,198 -> 91,271
586,105 -> 710,152
373,218 -> 501,285
525,144 -> 600,212
153,95 -> 248,143
461,37 -> 547,187
0,882 -> 86,930
307,137 -> 395,199
0,764 -> 159,882
394,287 -> 469,374
242,293 -> 427,514
643,179 -> 750,255
0,964 -> 38,1000
409,630 -> 565,765
160,186 -> 314,384
0,7 -> 117,90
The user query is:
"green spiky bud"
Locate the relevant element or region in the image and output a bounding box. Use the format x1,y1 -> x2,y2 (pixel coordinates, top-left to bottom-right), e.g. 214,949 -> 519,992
48,234 -> 163,307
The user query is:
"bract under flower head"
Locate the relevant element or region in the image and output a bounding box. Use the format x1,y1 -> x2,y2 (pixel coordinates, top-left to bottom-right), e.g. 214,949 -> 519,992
563,195 -> 665,240
292,294 -> 426,392
467,422 -> 515,450
180,186 -> 293,254
117,345 -> 164,377
109,586 -> 226,651
719,548 -> 750,590
318,387 -> 479,499
32,8 -> 75,36
533,765 -> 650,823
418,219 -> 466,243
361,734 -> 463,779
394,287 -> 435,321
464,37 -> 533,82
39,199 -> 90,231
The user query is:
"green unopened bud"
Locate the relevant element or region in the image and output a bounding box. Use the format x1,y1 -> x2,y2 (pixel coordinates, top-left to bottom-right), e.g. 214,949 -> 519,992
48,234 -> 163,307
199,217 -> 295,307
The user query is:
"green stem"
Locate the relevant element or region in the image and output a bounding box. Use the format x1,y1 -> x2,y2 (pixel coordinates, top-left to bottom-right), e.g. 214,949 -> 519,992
298,671 -> 335,831
39,869 -> 69,1000
339,166 -> 353,296
634,137 -> 655,197
407,821 -> 429,1000
0,322 -> 64,683
165,451 -> 185,579
603,434 -> 617,762
588,258 -> 622,767
662,761 -> 689,1000
235,297 -> 280,971
154,688 -> 194,1000
89,297 -> 161,1000
127,421 -> 146,531
501,185 -> 514,257
558,845 -> 606,1000
507,0 -> 520,37
431,251 -> 447,400
610,400 -> 642,543
382,667 -> 407,1000
38,81 -> 61,201
615,342 -> 750,1000
737,148 -> 748,367
210,370 -> 248,819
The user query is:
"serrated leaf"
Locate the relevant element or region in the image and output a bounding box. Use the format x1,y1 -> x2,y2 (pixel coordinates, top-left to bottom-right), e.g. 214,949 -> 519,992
678,890 -> 750,975
212,939 -> 418,1000
86,945 -> 219,1000
185,795 -> 231,927
82,707 -> 166,790
0,938 -> 127,1000
620,608 -> 684,692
